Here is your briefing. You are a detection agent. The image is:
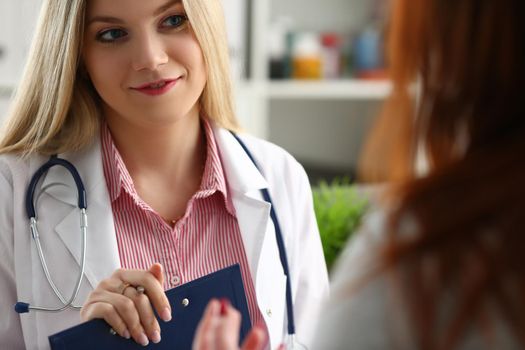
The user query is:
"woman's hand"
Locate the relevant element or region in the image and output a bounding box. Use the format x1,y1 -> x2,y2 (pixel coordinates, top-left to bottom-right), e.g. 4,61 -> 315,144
193,299 -> 266,350
80,263 -> 172,346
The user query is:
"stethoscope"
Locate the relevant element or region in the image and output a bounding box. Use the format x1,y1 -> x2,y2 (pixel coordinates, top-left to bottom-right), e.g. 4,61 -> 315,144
14,135 -> 307,349
15,155 -> 88,314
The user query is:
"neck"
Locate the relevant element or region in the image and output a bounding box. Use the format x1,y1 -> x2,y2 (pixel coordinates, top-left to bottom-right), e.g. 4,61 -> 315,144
105,107 -> 206,185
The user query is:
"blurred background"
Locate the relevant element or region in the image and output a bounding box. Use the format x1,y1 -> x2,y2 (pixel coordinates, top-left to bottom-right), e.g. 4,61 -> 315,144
0,0 -> 389,185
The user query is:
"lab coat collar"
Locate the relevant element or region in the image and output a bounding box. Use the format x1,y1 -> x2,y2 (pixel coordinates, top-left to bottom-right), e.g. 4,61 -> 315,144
211,125 -> 268,193
38,125 -> 268,218
211,125 -> 271,277
31,135 -> 121,290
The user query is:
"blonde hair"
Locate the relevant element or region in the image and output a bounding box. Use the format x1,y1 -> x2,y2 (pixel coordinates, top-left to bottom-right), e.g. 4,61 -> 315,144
183,0 -> 239,131
0,0 -> 239,156
0,0 -> 99,156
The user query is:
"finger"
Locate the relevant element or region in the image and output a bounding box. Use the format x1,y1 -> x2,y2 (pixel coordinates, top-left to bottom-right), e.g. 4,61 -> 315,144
81,302 -> 130,340
89,289 -> 149,346
193,299 -> 221,350
112,268 -> 172,322
95,275 -> 130,295
123,285 -> 161,344
149,263 -> 165,286
241,325 -> 267,350
216,299 -> 242,350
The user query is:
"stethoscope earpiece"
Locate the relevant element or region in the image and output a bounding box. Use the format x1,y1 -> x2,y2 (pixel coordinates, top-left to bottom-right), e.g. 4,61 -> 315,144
14,302 -> 30,314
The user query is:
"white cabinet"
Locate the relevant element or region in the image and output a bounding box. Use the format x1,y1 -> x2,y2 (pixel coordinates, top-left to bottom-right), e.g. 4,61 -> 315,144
232,0 -> 389,178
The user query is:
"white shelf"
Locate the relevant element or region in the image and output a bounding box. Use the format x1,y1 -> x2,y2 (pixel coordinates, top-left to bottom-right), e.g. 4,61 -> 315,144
266,80 -> 391,100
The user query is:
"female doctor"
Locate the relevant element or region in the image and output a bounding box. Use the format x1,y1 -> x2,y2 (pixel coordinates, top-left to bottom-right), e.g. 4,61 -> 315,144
0,0 -> 328,349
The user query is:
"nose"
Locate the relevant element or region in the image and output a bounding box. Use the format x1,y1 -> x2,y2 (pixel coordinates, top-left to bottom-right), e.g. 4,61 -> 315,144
131,32 -> 169,71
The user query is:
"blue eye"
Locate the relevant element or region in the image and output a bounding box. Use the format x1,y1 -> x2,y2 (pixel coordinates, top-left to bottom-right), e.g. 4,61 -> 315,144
161,15 -> 188,29
97,28 -> 127,43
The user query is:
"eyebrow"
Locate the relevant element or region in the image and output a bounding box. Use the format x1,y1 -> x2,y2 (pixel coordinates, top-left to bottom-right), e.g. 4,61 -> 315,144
154,0 -> 181,16
87,0 -> 181,26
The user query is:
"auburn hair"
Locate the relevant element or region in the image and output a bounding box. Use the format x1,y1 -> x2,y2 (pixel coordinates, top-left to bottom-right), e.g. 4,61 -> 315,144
360,0 -> 525,348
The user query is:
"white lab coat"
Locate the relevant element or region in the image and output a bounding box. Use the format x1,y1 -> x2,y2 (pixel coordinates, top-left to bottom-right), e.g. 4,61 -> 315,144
0,126 -> 329,350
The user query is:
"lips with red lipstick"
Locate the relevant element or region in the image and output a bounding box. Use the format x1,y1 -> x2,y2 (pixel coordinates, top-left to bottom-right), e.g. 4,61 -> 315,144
130,78 -> 180,96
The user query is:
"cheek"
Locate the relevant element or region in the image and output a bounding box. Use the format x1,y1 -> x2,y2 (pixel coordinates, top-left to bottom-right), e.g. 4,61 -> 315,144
173,37 -> 207,79
83,49 -> 125,97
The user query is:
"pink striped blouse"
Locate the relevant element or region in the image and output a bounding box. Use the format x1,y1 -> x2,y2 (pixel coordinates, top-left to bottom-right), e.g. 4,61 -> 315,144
101,120 -> 264,328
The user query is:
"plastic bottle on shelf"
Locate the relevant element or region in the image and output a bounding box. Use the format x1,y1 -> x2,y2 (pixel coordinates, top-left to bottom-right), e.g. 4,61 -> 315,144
291,32 -> 322,80
353,0 -> 388,80
320,33 -> 342,80
268,17 -> 293,79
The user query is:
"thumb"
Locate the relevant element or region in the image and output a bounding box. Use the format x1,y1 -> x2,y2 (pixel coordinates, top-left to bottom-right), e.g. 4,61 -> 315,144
149,263 -> 164,285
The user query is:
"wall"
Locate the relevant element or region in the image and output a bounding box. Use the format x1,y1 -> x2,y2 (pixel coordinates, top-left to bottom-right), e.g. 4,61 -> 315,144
0,0 -> 42,119
271,0 -> 371,33
269,99 -> 380,171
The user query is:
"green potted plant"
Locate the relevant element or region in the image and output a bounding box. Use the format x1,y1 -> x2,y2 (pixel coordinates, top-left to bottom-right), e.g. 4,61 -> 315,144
312,179 -> 369,270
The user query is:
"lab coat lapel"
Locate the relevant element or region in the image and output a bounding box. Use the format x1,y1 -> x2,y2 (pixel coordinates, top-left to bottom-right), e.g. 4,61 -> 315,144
231,190 -> 271,278
214,127 -> 288,347
36,137 -> 120,290
212,127 -> 269,276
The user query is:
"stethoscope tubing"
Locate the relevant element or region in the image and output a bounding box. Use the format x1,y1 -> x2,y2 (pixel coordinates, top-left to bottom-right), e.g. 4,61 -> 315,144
25,155 -> 87,218
16,156 -> 88,313
27,212 -> 87,312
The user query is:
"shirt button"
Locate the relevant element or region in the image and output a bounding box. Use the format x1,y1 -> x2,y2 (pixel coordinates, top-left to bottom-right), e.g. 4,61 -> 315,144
171,275 -> 181,286
266,308 -> 272,317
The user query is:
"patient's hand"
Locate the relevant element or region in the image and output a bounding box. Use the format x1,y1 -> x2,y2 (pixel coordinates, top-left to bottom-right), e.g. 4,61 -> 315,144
193,299 -> 266,350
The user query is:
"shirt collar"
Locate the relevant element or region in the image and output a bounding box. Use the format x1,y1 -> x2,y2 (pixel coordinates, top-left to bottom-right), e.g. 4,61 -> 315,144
101,119 -> 236,216
197,119 -> 236,215
101,123 -> 125,203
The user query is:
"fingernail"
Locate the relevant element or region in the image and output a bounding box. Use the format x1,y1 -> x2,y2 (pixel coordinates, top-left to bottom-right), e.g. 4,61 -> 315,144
220,298 -> 229,315
161,307 -> 172,322
138,333 -> 149,346
123,329 -> 131,339
151,330 -> 161,344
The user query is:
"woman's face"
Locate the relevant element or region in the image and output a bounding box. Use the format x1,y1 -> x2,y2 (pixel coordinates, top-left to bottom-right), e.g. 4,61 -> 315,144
83,0 -> 207,128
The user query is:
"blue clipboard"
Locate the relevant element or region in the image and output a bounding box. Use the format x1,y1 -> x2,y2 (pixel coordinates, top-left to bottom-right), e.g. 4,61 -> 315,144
48,264 -> 252,349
